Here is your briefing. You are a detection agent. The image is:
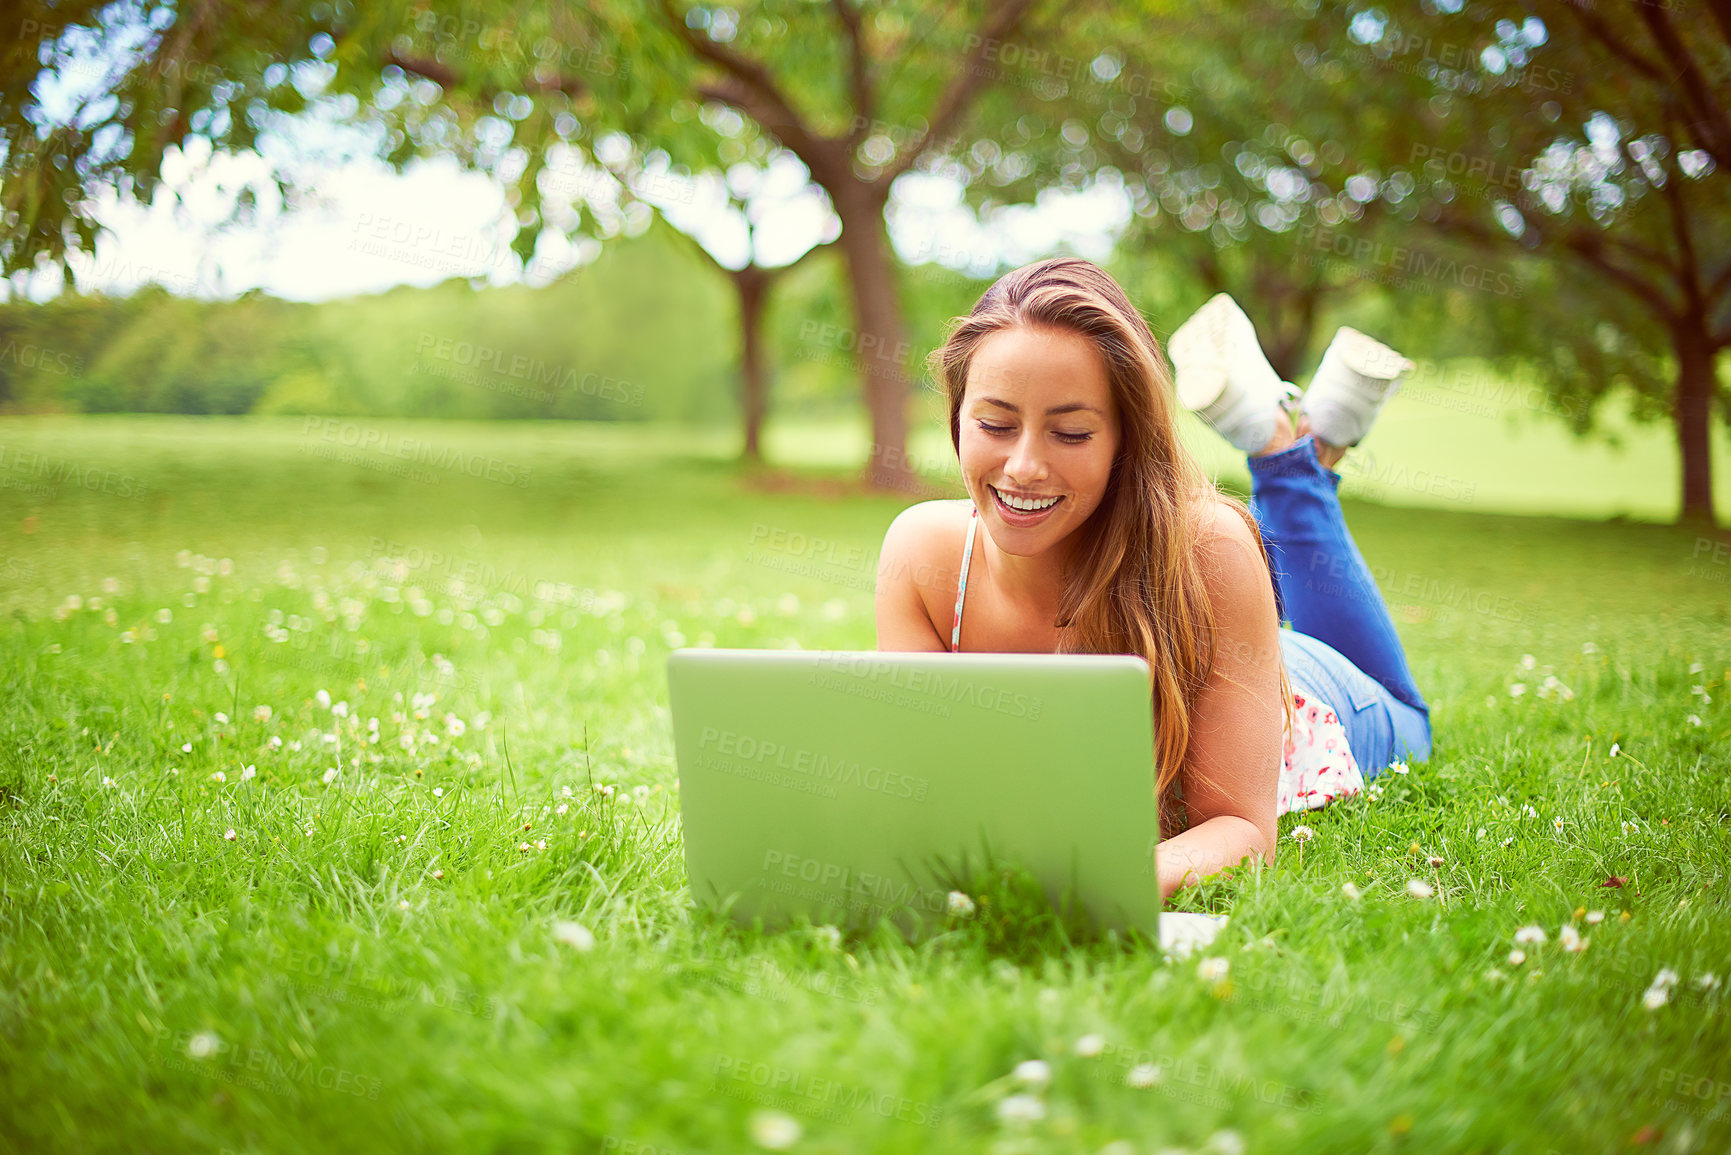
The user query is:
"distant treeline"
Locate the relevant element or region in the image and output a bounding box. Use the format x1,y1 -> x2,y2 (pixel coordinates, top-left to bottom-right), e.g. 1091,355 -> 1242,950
0,228 -> 994,425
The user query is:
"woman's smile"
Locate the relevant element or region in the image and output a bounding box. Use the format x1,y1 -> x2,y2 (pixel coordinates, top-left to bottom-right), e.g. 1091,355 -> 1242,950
987,483 -> 1066,525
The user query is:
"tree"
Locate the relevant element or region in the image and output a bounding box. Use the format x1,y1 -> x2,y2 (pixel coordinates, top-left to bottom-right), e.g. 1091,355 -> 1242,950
958,4 -> 1416,379
3,0 -> 1065,491
631,160 -> 837,460
1332,0 -> 1731,525
601,0 -> 1061,488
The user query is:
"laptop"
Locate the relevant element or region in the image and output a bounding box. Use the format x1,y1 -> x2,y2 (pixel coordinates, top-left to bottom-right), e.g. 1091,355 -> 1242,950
666,648 -> 1162,939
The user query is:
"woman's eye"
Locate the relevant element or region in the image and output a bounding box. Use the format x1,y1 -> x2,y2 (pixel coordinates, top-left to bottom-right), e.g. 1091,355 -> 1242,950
975,420 -> 1091,443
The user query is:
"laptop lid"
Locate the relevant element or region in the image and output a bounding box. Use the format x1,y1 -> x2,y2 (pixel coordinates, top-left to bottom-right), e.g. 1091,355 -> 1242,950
667,648 -> 1161,938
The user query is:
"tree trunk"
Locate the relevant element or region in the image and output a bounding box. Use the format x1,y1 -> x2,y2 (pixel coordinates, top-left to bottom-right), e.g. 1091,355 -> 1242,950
1265,287 -> 1321,384
734,266 -> 771,463
1673,313 -> 1718,525
832,182 -> 916,493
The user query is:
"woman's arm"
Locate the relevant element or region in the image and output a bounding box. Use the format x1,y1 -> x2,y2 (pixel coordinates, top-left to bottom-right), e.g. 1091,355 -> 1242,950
1154,502 -> 1285,901
874,502 -> 949,652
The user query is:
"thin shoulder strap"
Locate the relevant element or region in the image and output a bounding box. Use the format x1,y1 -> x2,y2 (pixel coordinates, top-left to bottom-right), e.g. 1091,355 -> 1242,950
950,504 -> 979,652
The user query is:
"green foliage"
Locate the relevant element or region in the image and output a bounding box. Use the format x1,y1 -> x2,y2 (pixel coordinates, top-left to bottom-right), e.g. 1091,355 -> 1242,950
0,228 -> 737,422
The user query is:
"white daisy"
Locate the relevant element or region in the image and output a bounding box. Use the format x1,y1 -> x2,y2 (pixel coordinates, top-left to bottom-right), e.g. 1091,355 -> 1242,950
748,1109 -> 802,1149
996,1094 -> 1045,1124
551,920 -> 595,951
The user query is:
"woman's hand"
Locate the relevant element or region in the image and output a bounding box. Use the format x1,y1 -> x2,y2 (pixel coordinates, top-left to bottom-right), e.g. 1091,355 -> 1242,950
1154,817 -> 1270,902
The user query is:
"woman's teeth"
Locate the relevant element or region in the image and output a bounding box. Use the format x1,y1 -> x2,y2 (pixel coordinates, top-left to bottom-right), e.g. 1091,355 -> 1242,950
992,486 -> 1061,512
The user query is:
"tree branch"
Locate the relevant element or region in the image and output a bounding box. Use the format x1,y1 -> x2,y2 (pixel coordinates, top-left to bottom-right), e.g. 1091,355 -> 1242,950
1708,258 -> 1731,303
385,50 -> 588,100
831,0 -> 877,147
1633,4 -> 1731,171
659,0 -> 841,185
1704,0 -> 1731,55
1433,205 -> 1677,321
1655,138 -> 1705,321
1559,226 -> 1678,322
875,0 -> 1042,187
1551,0 -> 1667,83
693,76 -> 848,191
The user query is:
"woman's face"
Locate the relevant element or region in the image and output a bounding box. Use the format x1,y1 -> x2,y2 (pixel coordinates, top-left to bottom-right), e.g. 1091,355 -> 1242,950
958,324 -> 1122,558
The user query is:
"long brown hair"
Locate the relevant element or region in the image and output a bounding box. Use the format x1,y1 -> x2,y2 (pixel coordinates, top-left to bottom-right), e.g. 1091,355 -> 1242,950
928,257 -> 1293,834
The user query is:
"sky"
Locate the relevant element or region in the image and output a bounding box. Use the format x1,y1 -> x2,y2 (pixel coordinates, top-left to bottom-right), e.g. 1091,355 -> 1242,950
7,6 -> 1133,305
15,129 -> 1131,305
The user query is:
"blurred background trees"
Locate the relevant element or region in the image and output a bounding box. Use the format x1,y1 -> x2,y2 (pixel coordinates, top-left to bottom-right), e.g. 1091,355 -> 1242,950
1,0 -> 1726,521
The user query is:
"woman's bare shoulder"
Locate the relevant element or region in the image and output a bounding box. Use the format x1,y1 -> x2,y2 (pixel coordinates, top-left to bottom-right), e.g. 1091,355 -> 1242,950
1191,492 -> 1275,616
882,498 -> 974,553
879,499 -> 974,591
1192,491 -> 1258,552
876,499 -> 974,648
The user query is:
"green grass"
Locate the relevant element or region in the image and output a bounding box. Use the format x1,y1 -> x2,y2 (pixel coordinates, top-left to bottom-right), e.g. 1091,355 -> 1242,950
2,413 -> 1729,1154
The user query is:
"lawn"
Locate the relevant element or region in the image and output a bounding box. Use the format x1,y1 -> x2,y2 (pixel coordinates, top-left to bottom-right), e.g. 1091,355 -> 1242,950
1,413 -> 1728,1154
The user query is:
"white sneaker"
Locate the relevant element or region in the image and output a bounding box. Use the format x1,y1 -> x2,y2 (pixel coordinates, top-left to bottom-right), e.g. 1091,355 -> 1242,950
1167,293 -> 1299,454
1301,327 -> 1415,449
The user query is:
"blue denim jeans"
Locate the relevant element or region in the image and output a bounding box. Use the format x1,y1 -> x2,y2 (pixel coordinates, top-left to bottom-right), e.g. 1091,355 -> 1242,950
1249,434 -> 1432,779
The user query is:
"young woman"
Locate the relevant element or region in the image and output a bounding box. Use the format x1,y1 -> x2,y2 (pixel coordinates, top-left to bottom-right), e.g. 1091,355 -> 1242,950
874,258 -> 1432,902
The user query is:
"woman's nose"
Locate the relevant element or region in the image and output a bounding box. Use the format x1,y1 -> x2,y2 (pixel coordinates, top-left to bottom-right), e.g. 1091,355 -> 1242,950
1004,434 -> 1048,483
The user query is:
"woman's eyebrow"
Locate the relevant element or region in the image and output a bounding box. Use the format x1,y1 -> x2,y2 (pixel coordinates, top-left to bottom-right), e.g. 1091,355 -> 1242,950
977,396 -> 1104,416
